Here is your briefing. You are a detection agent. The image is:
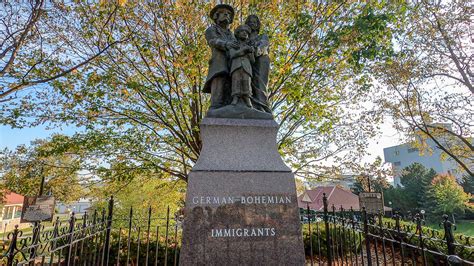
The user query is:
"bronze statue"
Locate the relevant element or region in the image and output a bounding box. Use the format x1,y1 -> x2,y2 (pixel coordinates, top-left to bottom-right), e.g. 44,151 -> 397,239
204,5 -> 273,120
229,25 -> 255,108
203,4 -> 237,109
246,15 -> 271,113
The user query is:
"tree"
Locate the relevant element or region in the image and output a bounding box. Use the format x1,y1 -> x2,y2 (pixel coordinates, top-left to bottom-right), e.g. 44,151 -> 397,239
90,169 -> 185,228
382,163 -> 436,213
0,136 -> 84,203
374,0 -> 473,176
295,178 -> 307,196
427,173 -> 470,216
461,175 -> 474,194
399,163 -> 437,209
0,1 -> 127,102
1,2 -> 406,183
349,156 -> 391,194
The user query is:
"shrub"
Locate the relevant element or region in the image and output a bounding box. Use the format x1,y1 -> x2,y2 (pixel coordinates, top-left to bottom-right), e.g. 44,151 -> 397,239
302,222 -> 363,259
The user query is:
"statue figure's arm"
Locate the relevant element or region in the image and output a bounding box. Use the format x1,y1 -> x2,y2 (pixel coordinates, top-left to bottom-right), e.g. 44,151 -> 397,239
256,34 -> 270,57
205,27 -> 232,51
249,52 -> 255,64
230,47 -> 251,59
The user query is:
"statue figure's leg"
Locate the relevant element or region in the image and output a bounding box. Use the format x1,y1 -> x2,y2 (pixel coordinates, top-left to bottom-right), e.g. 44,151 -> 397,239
242,73 -> 253,108
231,71 -> 239,105
210,76 -> 226,109
251,56 -> 272,113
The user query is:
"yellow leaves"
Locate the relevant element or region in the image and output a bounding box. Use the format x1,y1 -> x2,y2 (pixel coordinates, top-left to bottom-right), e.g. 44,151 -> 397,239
278,62 -> 292,75
117,0 -> 127,7
99,0 -> 127,7
73,93 -> 83,101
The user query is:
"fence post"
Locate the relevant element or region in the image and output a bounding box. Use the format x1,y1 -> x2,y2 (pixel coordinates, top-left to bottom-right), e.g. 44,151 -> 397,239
126,207 -> 133,265
28,221 -> 41,260
414,213 -> 427,265
164,206 -> 170,266
331,204 -> 336,262
340,205 -> 347,265
442,214 -> 456,255
5,225 -> 19,266
332,204 -> 336,223
104,196 -> 114,265
323,193 -> 332,266
394,212 -> 405,265
362,207 -> 372,266
307,203 -> 314,266
66,212 -> 76,265
173,213 -> 179,266
78,213 -> 87,265
146,205 -> 152,266
349,207 -> 355,229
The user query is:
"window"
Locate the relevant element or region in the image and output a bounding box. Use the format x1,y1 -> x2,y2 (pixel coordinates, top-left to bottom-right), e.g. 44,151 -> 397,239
394,161 -> 401,166
2,206 -> 14,220
14,208 -> 21,219
394,150 -> 400,156
408,148 -> 419,153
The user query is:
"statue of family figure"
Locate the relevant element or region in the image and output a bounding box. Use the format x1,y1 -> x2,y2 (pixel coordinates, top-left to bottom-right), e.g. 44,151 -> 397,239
203,4 -> 273,120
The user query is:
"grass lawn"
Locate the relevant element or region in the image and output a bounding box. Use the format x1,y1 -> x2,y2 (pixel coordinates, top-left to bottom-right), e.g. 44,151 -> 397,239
426,220 -> 474,237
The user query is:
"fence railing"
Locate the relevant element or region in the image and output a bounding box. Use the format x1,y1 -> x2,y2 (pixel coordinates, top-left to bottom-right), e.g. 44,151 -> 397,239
303,193 -> 474,265
1,194 -> 473,265
0,197 -> 182,266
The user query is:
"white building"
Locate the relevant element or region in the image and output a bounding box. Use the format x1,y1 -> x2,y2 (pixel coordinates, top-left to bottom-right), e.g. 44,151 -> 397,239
56,198 -> 92,214
317,174 -> 357,190
384,138 -> 462,187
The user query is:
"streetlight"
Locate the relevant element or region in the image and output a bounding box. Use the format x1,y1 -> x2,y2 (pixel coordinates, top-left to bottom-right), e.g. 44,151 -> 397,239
388,201 -> 393,217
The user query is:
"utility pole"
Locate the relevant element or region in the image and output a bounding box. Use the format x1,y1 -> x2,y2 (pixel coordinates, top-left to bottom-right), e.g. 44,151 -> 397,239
367,175 -> 371,192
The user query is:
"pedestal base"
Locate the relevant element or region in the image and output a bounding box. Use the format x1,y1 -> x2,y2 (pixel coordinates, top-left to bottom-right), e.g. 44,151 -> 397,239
179,172 -> 305,265
179,118 -> 305,265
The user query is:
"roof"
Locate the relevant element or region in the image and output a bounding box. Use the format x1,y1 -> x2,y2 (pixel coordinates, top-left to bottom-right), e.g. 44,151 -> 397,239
298,186 -> 360,211
2,191 -> 24,205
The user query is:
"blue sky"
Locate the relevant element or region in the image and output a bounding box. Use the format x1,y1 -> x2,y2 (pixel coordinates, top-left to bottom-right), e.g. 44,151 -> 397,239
0,119 -> 402,165
0,124 -> 81,150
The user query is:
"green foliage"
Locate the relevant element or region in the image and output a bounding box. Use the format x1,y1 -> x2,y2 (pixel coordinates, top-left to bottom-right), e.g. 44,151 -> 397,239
427,174 -> 470,216
461,175 -> 474,195
0,136 -> 84,202
349,156 -> 391,195
109,229 -> 180,265
0,1 -> 408,183
400,163 -> 436,210
373,0 -> 473,176
383,163 -> 436,214
384,217 -> 474,259
91,172 -> 185,229
302,223 -> 362,258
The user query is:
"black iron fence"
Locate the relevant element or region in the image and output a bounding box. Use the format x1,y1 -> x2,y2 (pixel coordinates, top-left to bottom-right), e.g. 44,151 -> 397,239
0,197 -> 181,266
0,195 -> 473,265
303,193 -> 474,265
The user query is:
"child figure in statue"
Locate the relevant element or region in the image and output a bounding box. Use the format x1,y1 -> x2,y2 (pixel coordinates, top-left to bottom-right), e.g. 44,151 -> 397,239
229,25 -> 255,108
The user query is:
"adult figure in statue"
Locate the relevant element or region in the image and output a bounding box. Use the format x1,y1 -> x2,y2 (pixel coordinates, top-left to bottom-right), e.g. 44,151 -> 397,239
203,4 -> 239,109
245,15 -> 271,113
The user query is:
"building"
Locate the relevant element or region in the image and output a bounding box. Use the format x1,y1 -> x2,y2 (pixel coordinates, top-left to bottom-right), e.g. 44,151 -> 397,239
56,198 -> 92,214
297,186 -> 360,211
384,139 -> 462,187
0,191 -> 29,232
317,174 -> 357,190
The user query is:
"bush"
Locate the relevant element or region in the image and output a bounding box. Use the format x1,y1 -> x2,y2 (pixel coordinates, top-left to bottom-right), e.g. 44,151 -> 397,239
302,222 -> 363,259
108,230 -> 180,265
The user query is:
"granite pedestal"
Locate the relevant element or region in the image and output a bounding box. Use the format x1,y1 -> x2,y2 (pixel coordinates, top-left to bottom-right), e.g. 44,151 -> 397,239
179,118 -> 305,265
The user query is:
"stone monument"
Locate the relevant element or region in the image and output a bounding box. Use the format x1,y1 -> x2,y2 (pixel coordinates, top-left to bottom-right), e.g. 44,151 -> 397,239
179,4 -> 305,265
